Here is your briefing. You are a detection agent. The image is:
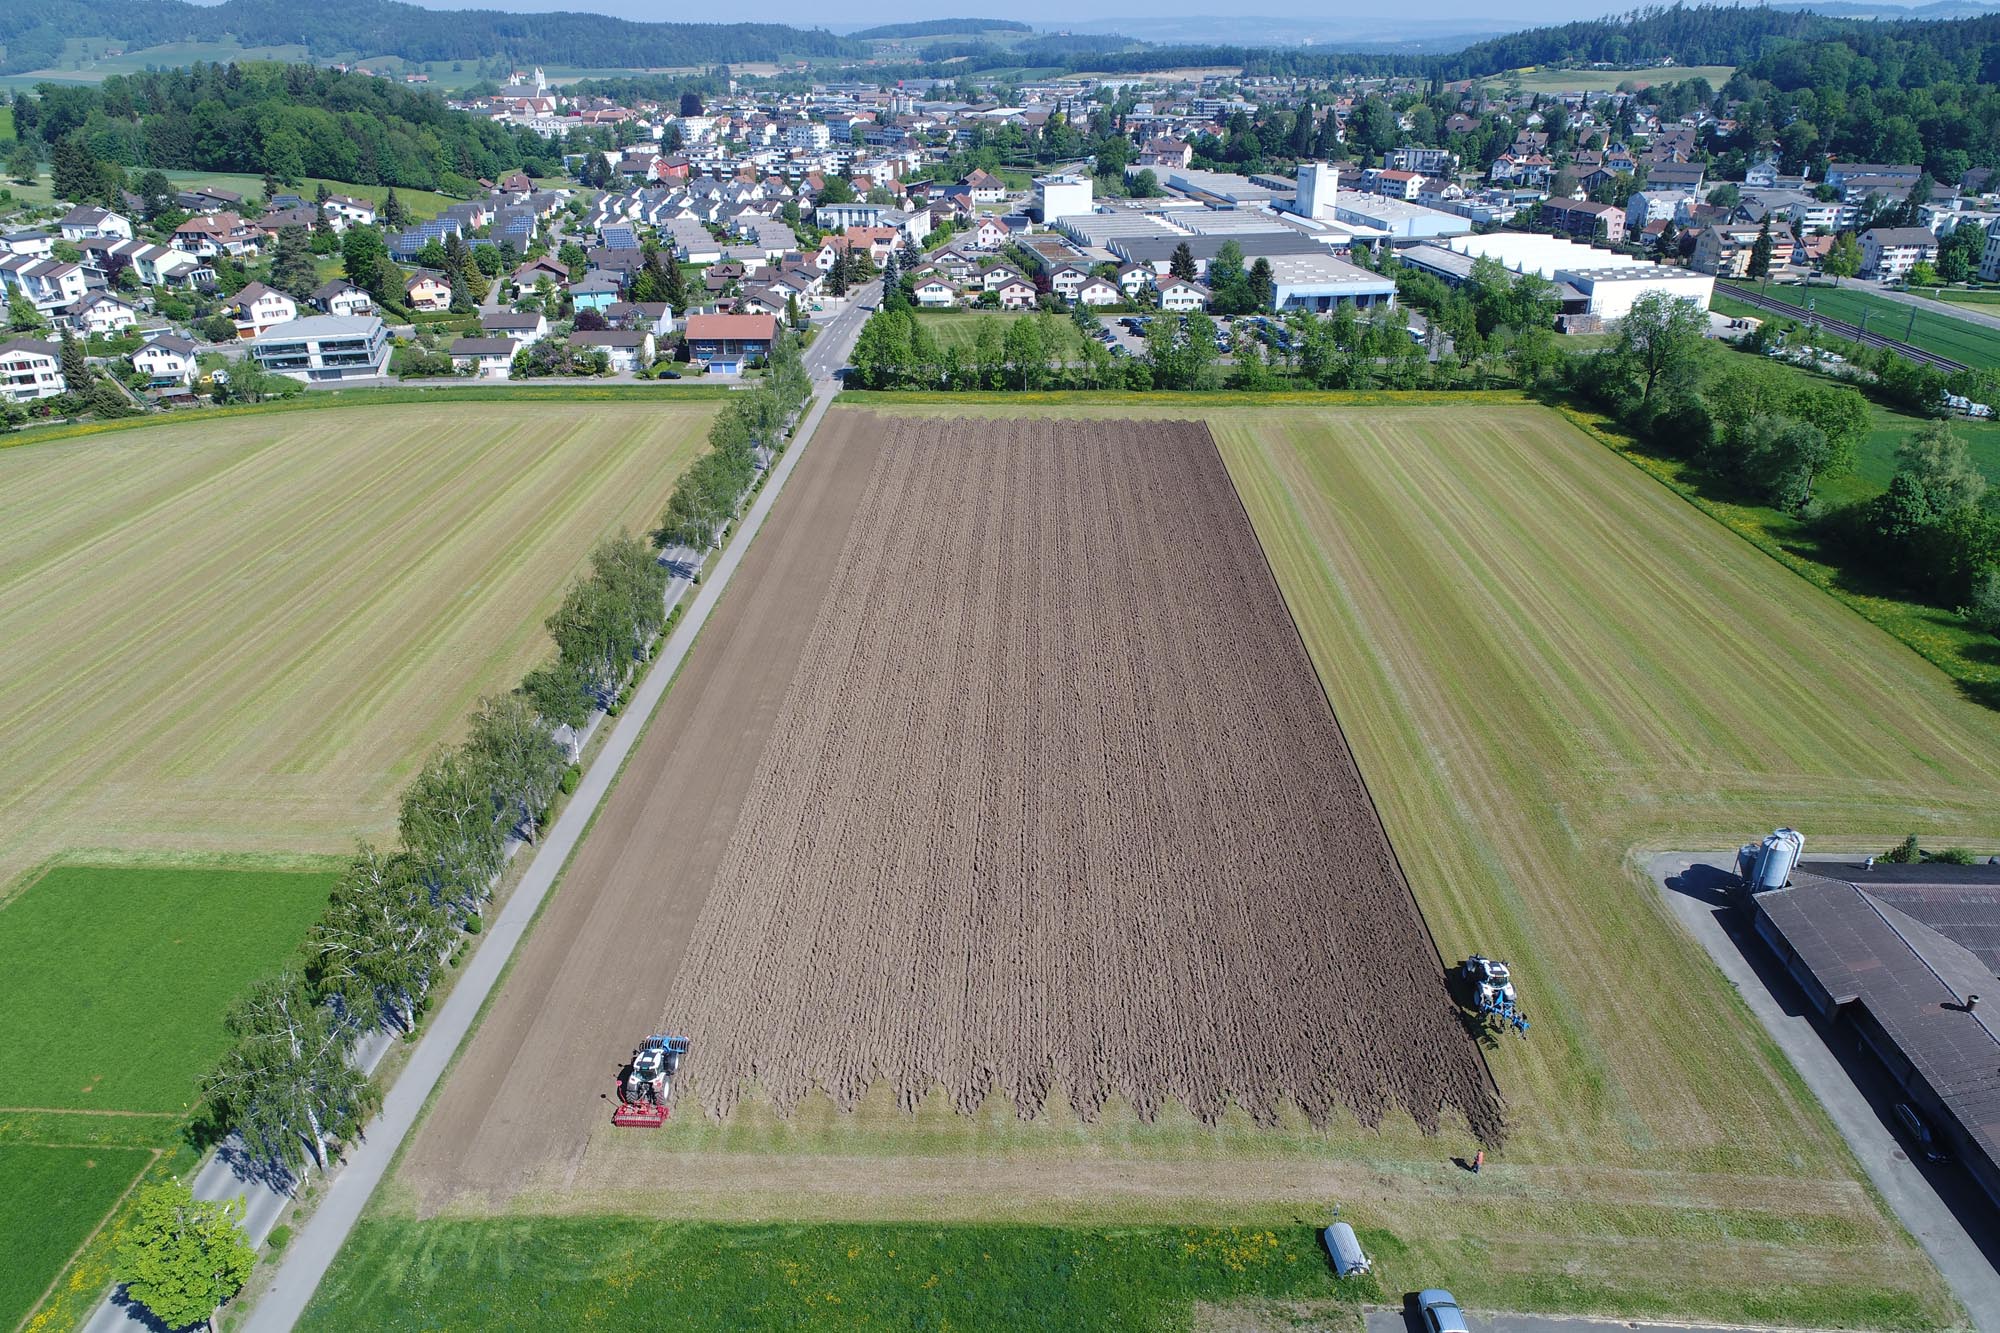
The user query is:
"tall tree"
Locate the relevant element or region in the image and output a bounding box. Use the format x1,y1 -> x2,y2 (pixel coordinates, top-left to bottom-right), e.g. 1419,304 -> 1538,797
381,187 -> 409,229
58,328 -> 90,393
307,845 -> 451,1032
399,746 -> 506,915
341,226 -> 390,301
1747,216 -> 1774,280
272,225 -> 319,301
115,1178 -> 255,1333
201,975 -> 373,1176
1169,242 -> 1199,282
1615,290 -> 1707,405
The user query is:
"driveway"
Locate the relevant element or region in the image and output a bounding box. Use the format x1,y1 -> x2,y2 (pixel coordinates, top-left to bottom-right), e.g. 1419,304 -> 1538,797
1651,853 -> 2000,1331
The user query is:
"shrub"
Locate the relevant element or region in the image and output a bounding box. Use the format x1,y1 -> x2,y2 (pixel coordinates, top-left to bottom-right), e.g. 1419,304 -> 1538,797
1929,847 -> 1977,865
1883,834 -> 1922,863
265,1225 -> 292,1252
463,913 -> 483,935
560,763 -> 582,795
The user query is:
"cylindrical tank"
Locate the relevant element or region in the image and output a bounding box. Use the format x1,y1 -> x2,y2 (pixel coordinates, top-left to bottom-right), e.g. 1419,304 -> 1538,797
1753,828 -> 1805,891
1322,1221 -> 1370,1276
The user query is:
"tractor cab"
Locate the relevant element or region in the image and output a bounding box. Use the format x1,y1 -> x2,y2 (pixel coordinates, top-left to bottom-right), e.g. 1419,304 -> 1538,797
1459,955 -> 1528,1036
613,1034 -> 691,1127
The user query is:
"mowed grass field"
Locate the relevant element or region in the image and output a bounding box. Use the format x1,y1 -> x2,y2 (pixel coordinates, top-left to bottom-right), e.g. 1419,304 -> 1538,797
0,401 -> 715,899
311,396 -> 1999,1329
1722,280 -> 2000,369
1491,63 -> 1733,94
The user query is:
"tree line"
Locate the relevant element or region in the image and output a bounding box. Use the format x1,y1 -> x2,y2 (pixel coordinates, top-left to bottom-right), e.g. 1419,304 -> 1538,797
655,332 -> 812,551
196,531 -> 677,1180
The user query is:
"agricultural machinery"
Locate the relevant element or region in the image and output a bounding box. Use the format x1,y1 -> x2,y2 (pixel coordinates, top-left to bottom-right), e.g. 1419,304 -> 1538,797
612,1034 -> 689,1127
1458,955 -> 1528,1036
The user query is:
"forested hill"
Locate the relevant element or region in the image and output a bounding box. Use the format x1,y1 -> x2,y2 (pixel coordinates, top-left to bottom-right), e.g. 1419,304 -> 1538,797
848,20 -> 1033,40
15,64 -> 563,194
0,0 -> 858,75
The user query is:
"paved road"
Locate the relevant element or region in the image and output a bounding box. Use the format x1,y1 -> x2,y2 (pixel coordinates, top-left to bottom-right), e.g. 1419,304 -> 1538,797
1650,853 -> 2000,1332
1368,1311 -> 1777,1333
224,273 -> 874,1333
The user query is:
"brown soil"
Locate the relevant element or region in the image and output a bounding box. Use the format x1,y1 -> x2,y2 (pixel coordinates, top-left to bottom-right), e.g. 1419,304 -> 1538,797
403,412 -> 1498,1210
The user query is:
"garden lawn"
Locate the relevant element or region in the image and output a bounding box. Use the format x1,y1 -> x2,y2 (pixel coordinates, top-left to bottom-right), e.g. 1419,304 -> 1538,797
0,1145 -> 153,1332
0,865 -> 334,1113
1721,280 -> 2000,369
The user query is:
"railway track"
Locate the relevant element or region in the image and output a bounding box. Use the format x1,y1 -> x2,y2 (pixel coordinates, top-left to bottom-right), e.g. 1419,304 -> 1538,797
1720,283 -> 1967,372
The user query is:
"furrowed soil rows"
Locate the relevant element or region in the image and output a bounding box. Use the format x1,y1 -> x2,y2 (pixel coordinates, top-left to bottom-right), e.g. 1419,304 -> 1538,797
659,414 -> 1499,1138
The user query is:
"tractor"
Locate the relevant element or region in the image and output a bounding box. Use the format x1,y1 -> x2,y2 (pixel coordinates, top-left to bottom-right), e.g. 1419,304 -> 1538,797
612,1034 -> 690,1127
1458,955 -> 1528,1037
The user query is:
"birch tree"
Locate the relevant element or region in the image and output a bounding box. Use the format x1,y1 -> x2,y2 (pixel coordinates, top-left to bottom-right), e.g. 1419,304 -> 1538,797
467,693 -> 567,843
307,845 -> 452,1031
399,744 -> 506,916
201,975 -> 373,1178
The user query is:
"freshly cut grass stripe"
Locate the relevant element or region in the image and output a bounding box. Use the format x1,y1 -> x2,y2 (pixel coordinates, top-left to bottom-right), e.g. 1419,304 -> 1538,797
0,401 -> 715,895
0,865 -> 334,1113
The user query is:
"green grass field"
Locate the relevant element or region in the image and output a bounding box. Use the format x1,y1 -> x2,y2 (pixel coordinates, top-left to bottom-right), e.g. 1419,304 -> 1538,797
312,396 -> 1996,1329
0,865 -> 334,1113
303,1220 -> 1369,1332
0,400 -> 715,898
1929,288 -> 2000,308
0,1145 -> 154,1332
157,171 -> 462,220
912,309 -> 1035,351
1722,280 -> 2000,369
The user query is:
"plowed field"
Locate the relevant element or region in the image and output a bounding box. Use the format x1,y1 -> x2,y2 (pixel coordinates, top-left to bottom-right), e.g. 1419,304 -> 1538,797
662,414 -> 1497,1134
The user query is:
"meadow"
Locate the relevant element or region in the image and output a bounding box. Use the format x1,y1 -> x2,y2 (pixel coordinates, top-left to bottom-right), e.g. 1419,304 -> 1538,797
1721,279 -> 2000,369
0,1145 -> 155,1333
1490,63 -> 1734,94
312,396 -> 1999,1330
0,865 -> 334,1113
0,400 -> 715,898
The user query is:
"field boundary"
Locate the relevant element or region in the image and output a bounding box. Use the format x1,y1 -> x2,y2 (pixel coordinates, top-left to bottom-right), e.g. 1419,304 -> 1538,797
0,384 -> 736,455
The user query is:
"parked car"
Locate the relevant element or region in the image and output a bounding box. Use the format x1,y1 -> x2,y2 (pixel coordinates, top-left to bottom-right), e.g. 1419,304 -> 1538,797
1416,1290 -> 1470,1333
1894,1102 -> 1949,1162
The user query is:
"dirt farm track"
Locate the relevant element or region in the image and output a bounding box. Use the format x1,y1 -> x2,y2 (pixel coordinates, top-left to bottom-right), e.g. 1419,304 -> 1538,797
403,412 -> 1499,1210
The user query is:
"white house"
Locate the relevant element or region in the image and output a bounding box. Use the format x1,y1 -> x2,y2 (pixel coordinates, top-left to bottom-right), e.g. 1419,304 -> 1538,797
566,328 -> 655,372
971,217 -> 1010,250
323,195 -> 379,228
993,276 -> 1037,310
911,276 -> 959,308
1,229 -> 53,259
0,338 -> 65,401
1114,262 -> 1153,298
480,310 -> 549,346
70,292 -> 138,336
1860,226 -> 1939,280
1075,276 -> 1121,307
405,272 -> 452,312
1155,276 -> 1211,312
231,282 -> 299,338
58,206 -> 134,242
1980,217 -> 2000,282
0,255 -> 88,312
450,336 -> 517,379
962,169 -> 1007,204
1048,266 -> 1089,302
249,315 -> 389,382
131,333 -> 199,387
311,280 -> 374,318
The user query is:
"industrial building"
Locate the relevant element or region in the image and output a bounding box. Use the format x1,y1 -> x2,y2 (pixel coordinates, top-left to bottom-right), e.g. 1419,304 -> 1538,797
1405,233 -> 1713,322
1327,194 -> 1472,241
1263,253 -> 1397,312
1751,859 -> 2000,1212
1033,173 -> 1094,223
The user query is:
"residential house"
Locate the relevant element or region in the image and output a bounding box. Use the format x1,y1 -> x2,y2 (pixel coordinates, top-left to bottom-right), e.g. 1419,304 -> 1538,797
404,272 -> 452,312
78,237 -> 204,288
993,275 -> 1038,310
0,255 -> 88,312
323,195 -> 378,228
1361,168 -> 1424,201
571,272 -> 623,312
1,229 -> 53,259
1540,198 -> 1625,243
311,279 -> 374,318
1692,222 -> 1794,277
59,206 -> 134,242
1625,190 -> 1681,232
1048,265 -> 1090,303
510,255 -> 570,299
1647,164 -> 1706,198
1075,276 -> 1121,307
172,212 -> 259,258
962,169 -> 1007,204
131,333 -> 199,388
69,292 -> 139,336
1114,262 -> 1153,299
911,276 -> 959,307
177,186 -> 244,214
450,337 -> 517,378
479,310 -> 550,345
970,216 -> 1011,250
568,329 -> 656,372
1860,226 -> 1940,280
0,338 -> 64,401
230,282 -> 299,338
1155,276 -> 1210,312
249,315 -> 389,382
682,312 -> 776,372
